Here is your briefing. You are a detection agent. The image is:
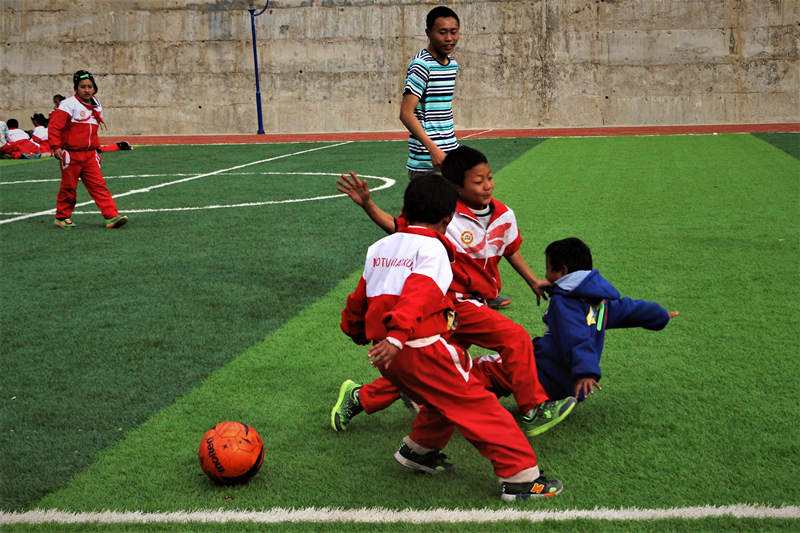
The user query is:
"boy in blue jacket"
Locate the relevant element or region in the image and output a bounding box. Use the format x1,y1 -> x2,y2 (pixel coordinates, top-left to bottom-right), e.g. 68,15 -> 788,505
531,237 -> 679,401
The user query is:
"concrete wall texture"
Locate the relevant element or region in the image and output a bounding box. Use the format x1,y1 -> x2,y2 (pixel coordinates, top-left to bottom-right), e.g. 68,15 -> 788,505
1,0 -> 798,135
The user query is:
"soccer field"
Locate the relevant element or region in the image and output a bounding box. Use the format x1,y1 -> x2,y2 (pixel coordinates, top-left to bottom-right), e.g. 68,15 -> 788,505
1,133 -> 798,530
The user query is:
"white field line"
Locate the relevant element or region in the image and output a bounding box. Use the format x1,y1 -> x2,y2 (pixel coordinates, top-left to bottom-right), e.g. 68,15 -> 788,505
0,173 -> 395,216
461,128 -> 494,140
0,142 -> 351,225
0,171 -> 349,185
1,505 -> 798,525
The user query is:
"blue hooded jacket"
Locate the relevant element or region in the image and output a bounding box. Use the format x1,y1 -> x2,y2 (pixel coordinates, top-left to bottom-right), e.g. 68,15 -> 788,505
533,269 -> 670,401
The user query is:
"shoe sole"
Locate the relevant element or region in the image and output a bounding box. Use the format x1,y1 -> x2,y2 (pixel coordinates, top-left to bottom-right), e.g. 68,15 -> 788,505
54,220 -> 75,229
330,379 -> 357,432
393,451 -> 448,475
524,398 -> 577,437
500,484 -> 563,502
489,301 -> 512,309
106,217 -> 128,229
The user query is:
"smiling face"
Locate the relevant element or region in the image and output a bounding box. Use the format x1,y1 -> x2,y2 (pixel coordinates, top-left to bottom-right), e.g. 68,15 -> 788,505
426,16 -> 460,60
76,79 -> 96,103
457,162 -> 494,209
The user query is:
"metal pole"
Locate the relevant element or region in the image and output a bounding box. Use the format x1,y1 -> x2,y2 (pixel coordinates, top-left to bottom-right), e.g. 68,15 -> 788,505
248,3 -> 270,135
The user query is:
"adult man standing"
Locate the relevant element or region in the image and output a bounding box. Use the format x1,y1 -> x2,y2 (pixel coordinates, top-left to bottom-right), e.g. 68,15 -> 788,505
400,6 -> 461,179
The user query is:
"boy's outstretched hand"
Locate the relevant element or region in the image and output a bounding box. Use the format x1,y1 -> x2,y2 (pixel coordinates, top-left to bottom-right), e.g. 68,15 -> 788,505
574,377 -> 601,400
337,172 -> 372,207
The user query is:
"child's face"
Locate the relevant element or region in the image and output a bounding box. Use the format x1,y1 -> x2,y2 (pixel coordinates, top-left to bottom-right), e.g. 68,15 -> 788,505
545,256 -> 568,284
76,79 -> 96,102
457,162 -> 494,209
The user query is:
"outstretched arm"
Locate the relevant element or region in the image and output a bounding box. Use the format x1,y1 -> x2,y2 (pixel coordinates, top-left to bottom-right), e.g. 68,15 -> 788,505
336,172 -> 396,234
505,250 -> 550,305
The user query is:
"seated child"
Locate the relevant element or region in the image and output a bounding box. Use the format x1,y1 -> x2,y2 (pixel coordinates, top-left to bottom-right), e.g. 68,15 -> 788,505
0,119 -> 42,159
478,237 -> 678,403
340,174 -> 563,501
30,113 -> 50,153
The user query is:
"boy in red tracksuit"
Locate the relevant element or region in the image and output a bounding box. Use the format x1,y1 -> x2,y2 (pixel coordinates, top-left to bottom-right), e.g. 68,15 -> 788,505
340,175 -> 563,501
48,70 -> 128,230
332,146 -> 575,437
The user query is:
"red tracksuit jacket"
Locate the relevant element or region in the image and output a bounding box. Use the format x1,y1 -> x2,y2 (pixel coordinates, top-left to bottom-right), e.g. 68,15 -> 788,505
48,96 -> 104,151
341,226 -> 455,347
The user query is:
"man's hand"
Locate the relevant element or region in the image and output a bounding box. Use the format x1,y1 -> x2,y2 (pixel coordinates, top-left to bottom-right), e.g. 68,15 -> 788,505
52,148 -> 65,162
368,339 -> 400,368
430,145 -> 447,168
337,172 -> 372,208
574,377 -> 601,400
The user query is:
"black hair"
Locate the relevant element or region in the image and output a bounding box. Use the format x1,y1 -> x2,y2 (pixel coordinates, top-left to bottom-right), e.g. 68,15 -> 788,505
402,175 -> 457,225
426,6 -> 459,31
545,237 -> 593,273
73,70 -> 98,93
53,94 -> 65,105
6,118 -> 18,129
31,113 -> 48,127
441,145 -> 488,187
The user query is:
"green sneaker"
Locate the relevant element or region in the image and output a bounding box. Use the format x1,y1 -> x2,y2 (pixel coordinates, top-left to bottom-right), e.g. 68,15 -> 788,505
330,379 -> 363,432
105,215 -> 128,229
54,218 -> 75,229
520,397 -> 576,437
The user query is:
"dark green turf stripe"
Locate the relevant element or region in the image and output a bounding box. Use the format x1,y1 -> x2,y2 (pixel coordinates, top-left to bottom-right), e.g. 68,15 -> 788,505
752,133 -> 800,160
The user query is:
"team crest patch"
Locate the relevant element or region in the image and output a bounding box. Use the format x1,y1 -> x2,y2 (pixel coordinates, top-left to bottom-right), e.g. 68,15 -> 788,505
460,231 -> 474,245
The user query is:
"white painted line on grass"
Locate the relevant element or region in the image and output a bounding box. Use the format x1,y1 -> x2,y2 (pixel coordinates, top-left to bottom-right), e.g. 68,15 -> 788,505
0,173 -> 395,216
0,142 -> 352,225
461,128 -> 494,139
1,505 -> 798,525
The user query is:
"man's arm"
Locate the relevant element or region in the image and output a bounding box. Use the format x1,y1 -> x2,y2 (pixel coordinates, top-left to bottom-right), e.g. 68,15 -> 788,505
505,250 -> 550,305
336,172 -> 396,233
399,93 -> 446,168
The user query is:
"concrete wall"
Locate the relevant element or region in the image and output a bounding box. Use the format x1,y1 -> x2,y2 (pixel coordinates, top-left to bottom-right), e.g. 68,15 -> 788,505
1,0 -> 797,135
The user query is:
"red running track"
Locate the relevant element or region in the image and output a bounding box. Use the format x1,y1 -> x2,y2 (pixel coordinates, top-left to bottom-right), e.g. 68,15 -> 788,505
102,123 -> 800,146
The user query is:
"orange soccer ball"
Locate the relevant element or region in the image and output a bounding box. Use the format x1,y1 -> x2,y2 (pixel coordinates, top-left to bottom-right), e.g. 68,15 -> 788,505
198,421 -> 265,485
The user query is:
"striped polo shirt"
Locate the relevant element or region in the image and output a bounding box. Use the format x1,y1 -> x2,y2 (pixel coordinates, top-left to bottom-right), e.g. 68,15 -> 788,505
403,49 -> 460,172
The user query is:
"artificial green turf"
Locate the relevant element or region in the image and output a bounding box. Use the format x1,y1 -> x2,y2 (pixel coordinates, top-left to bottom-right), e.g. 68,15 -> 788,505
753,132 -> 800,160
18,134 -> 798,519
0,138 -> 543,510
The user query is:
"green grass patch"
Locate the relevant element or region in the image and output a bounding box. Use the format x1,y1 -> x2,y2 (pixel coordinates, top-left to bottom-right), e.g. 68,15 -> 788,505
0,138 -> 543,510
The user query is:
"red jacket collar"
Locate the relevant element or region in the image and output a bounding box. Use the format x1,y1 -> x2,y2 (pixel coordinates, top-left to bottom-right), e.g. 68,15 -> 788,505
400,225 -> 456,262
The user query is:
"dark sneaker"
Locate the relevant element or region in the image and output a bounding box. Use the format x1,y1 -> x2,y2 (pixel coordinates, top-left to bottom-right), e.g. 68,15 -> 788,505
105,215 -> 128,229
500,474 -> 563,501
330,379 -> 363,432
394,443 -> 454,474
116,141 -> 133,151
520,397 -> 576,437
488,295 -> 512,309
54,218 -> 75,229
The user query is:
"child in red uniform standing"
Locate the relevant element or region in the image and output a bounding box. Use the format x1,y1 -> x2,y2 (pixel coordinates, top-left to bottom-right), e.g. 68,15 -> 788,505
48,70 -> 128,229
341,175 -> 563,501
332,146 -> 575,436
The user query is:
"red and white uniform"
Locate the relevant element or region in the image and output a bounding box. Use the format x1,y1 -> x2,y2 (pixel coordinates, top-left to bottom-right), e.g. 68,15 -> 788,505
357,199 -> 549,416
342,226 -> 538,480
31,125 -> 50,152
48,96 -> 119,219
0,128 -> 41,159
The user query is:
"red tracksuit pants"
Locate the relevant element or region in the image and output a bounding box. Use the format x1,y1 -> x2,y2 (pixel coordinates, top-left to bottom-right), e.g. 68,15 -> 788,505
55,150 -> 119,219
360,298 -> 549,415
378,336 -> 537,479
